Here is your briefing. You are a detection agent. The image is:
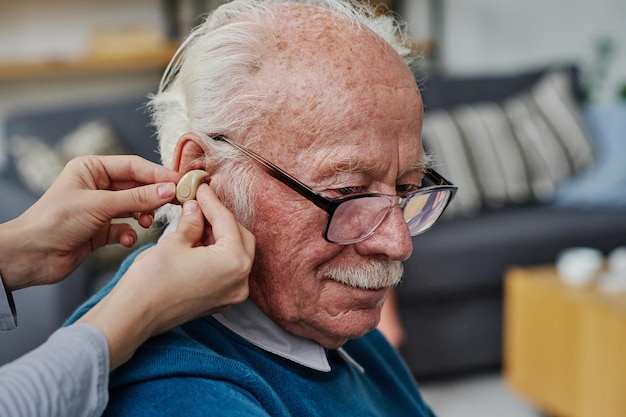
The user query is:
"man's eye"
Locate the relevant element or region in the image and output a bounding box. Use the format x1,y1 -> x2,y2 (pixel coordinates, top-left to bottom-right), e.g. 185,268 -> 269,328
396,184 -> 420,195
337,186 -> 365,196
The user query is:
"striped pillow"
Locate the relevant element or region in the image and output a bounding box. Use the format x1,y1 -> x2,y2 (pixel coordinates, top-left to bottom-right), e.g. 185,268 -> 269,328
422,69 -> 596,217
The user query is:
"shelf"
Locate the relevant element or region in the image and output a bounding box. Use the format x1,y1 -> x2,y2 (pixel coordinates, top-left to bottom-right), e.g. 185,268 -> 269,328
0,42 -> 179,81
0,36 -> 433,82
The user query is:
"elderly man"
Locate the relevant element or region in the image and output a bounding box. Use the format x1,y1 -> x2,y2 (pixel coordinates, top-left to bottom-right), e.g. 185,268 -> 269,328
68,0 -> 456,415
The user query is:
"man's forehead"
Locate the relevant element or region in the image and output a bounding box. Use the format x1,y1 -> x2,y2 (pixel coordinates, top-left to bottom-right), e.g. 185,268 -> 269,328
259,3 -> 399,76
241,3 -> 425,180
266,3 -> 371,49
298,142 -> 427,182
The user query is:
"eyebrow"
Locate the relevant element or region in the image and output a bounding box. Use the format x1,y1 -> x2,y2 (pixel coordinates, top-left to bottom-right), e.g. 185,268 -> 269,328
296,138 -> 432,184
407,154 -> 434,173
327,154 -> 432,175
306,156 -> 430,190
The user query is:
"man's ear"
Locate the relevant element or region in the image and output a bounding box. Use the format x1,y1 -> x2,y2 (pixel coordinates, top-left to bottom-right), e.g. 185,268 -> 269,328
172,132 -> 212,173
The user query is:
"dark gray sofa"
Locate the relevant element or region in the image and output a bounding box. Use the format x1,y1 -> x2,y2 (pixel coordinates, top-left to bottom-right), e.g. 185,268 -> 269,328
398,65 -> 626,379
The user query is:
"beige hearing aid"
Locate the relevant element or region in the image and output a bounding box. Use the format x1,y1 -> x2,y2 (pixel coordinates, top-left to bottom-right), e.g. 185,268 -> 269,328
176,170 -> 210,203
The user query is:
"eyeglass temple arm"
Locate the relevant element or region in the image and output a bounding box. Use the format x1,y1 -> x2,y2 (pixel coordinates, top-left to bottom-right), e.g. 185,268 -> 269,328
424,169 -> 453,187
212,135 -> 333,210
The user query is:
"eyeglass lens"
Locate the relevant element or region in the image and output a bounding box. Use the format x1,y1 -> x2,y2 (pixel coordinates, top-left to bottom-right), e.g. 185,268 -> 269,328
404,190 -> 451,235
326,196 -> 393,244
325,189 -> 452,244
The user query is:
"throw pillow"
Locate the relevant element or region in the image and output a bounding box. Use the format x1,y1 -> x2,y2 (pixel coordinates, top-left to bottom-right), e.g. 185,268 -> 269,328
9,119 -> 128,195
551,102 -> 626,209
422,69 -> 596,217
9,137 -> 66,195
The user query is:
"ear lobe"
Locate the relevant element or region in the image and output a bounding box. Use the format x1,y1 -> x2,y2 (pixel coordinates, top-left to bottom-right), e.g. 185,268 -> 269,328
173,132 -> 211,173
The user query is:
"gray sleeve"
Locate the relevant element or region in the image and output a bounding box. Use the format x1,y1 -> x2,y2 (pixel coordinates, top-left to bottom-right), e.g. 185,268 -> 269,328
0,323 -> 110,417
0,272 -> 17,331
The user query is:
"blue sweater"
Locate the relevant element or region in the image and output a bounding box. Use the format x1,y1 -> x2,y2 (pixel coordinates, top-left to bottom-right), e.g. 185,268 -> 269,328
67,246 -> 436,417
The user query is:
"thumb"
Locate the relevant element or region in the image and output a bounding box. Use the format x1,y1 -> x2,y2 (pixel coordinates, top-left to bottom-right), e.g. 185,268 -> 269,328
172,200 -> 205,245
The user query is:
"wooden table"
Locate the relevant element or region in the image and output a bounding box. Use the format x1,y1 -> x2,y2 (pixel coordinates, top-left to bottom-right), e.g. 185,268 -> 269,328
504,265 -> 626,417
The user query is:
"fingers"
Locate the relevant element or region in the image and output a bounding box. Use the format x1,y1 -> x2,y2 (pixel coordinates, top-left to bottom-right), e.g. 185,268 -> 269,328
49,156 -> 179,221
133,211 -> 156,228
103,182 -> 177,218
103,223 -> 139,248
86,155 -> 181,188
118,229 -> 138,248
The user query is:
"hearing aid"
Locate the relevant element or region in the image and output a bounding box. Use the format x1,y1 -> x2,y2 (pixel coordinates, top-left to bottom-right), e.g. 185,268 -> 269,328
176,170 -> 210,203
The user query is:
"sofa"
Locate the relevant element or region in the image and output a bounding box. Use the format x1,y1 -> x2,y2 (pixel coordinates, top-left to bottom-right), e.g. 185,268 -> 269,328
2,64 -> 625,381
398,64 -> 626,379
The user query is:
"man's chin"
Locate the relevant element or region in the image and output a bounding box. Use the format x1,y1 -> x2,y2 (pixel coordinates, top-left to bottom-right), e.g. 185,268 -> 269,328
318,283 -> 390,339
324,311 -> 383,348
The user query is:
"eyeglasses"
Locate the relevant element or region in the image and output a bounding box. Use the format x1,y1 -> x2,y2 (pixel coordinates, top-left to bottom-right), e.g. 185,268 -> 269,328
212,135 -> 457,245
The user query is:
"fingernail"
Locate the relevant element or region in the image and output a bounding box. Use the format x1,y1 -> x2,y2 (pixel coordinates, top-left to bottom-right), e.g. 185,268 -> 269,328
122,234 -> 135,247
158,183 -> 176,199
182,200 -> 199,215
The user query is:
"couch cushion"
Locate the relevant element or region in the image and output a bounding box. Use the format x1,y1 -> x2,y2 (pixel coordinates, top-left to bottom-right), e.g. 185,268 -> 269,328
551,102 -> 626,208
401,206 -> 626,298
0,178 -> 38,223
2,95 -> 159,190
9,119 -> 129,195
419,65 -> 596,217
418,66 -> 583,109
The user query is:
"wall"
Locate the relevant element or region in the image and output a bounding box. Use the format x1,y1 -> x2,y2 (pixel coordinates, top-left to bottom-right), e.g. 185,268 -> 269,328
4,0 -> 626,102
0,0 -> 168,107
0,0 -> 162,61
398,0 -> 626,102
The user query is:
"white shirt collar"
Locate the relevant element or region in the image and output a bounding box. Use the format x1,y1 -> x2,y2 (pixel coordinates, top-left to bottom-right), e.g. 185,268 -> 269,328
214,299 -> 331,372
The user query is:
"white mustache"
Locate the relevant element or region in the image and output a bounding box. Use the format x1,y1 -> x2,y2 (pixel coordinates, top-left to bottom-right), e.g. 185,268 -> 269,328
324,260 -> 403,290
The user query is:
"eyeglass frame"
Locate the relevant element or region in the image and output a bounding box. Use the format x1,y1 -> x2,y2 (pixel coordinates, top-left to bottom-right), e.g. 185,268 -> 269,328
210,134 -> 457,244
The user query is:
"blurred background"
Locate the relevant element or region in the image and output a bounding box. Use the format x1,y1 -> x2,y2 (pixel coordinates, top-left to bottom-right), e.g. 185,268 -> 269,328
399,0 -> 626,101
2,1 -> 626,416
2,0 -> 625,110
1,0 -> 624,171
1,0 -> 625,148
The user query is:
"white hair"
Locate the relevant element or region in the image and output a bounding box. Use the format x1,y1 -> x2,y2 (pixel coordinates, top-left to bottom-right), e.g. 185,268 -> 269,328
150,0 -> 418,224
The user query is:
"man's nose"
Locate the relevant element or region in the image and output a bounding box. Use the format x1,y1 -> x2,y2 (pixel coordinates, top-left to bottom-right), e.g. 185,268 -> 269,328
354,207 -> 413,261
